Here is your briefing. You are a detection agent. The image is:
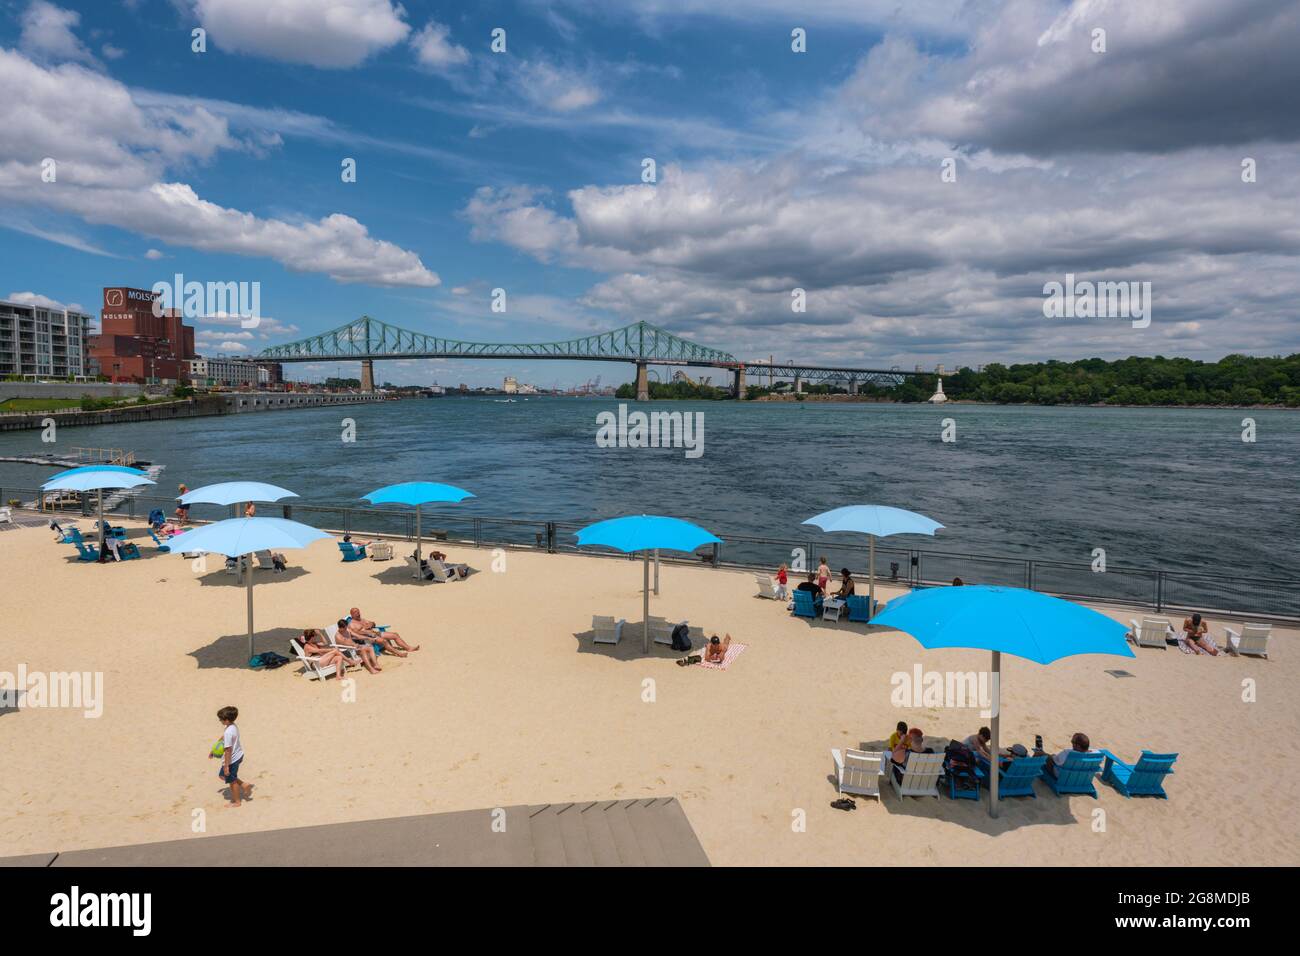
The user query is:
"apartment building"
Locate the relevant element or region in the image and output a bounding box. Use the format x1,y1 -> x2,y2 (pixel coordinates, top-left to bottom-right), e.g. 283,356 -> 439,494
0,297 -> 92,379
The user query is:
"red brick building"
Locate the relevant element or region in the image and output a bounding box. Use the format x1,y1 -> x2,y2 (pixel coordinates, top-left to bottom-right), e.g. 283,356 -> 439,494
89,287 -> 195,383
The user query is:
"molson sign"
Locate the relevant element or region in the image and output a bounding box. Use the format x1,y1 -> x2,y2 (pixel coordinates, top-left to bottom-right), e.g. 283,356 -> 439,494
102,288 -> 159,309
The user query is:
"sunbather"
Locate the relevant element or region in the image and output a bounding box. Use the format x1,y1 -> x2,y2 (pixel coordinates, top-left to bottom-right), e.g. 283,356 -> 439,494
348,607 -> 419,654
342,533 -> 372,550
300,629 -> 351,673
428,552 -> 469,579
332,619 -> 381,673
703,633 -> 731,664
1043,732 -> 1096,779
1181,613 -> 1219,656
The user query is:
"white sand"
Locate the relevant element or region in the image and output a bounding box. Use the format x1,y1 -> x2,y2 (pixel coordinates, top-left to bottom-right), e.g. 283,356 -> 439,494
2,520 -> 1296,865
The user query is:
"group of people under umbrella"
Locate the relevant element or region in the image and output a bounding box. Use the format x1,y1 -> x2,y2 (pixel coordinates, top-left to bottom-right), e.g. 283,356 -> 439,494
42,466 -> 1132,817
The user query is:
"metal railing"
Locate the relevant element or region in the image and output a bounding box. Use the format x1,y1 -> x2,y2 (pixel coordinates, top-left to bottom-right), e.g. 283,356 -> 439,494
3,486 -> 1295,623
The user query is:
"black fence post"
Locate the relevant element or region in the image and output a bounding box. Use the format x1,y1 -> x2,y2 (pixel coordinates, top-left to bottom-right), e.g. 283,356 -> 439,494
712,542 -> 721,567
546,521 -> 556,554
1156,571 -> 1164,612
282,504 -> 292,520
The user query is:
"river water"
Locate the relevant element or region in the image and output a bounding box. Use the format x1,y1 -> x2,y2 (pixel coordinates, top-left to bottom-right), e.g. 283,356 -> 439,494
2,399 -> 1296,605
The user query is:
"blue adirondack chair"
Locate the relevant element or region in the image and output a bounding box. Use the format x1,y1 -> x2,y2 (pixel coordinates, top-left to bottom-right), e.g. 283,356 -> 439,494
1041,750 -> 1105,797
944,755 -> 982,800
57,526 -> 80,543
149,528 -> 171,552
792,588 -> 822,618
94,520 -> 126,539
846,595 -> 879,622
71,537 -> 99,561
338,541 -> 367,562
996,754 -> 1048,798
115,541 -> 142,561
1100,750 -> 1177,798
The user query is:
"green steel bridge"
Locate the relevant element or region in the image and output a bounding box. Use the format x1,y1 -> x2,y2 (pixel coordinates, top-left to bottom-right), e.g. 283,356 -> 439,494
256,316 -> 941,398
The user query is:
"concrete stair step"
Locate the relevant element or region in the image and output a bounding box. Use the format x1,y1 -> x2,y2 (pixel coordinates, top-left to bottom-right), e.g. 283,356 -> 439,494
527,805 -> 568,866
578,801 -> 624,867
641,798 -> 711,867
554,803 -> 596,867
599,801 -> 647,866
622,799 -> 669,866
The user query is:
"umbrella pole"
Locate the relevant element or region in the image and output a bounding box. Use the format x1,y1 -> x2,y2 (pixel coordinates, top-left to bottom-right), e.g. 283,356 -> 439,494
868,534 -> 876,619
414,506 -> 422,579
643,552 -> 650,653
97,489 -> 105,561
653,548 -> 660,595
989,650 -> 1001,817
246,559 -> 255,661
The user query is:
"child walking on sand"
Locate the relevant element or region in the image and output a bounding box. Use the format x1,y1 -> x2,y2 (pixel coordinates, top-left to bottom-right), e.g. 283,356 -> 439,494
212,706 -> 247,807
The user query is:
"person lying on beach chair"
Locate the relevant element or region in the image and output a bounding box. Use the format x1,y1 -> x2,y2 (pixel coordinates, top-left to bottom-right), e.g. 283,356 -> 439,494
300,629 -> 352,674
703,633 -> 732,664
348,607 -> 420,655
1042,732 -> 1097,779
427,550 -> 469,579
331,620 -> 382,673
1180,613 -> 1219,656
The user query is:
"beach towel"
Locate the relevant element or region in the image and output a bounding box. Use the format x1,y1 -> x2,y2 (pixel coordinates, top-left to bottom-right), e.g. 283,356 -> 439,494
698,642 -> 747,671
1176,633 -> 1220,656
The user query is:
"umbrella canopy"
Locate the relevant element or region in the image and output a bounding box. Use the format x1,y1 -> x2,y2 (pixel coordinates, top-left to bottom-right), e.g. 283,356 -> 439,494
42,469 -> 155,493
871,584 -> 1132,815
167,517 -> 332,660
574,515 -> 723,652
361,482 -> 475,578
802,504 -> 943,619
48,464 -> 148,479
43,467 -> 156,557
575,514 -> 722,554
180,481 -> 299,507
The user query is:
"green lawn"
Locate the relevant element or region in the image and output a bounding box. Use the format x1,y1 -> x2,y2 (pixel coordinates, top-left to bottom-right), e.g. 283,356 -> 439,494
0,397 -> 86,412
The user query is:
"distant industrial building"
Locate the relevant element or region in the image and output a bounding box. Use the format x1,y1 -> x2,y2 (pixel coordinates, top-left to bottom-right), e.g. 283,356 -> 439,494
0,297 -> 92,380
187,356 -> 280,388
90,287 -> 195,383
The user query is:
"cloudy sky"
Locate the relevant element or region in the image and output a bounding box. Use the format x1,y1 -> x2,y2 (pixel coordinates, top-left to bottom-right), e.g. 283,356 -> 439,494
1,0 -> 1297,386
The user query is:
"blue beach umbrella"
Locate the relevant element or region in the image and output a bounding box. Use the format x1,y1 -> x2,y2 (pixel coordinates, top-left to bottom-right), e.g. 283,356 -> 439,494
43,467 -> 156,556
574,515 -> 723,652
180,481 -> 299,507
803,505 -> 944,618
871,584 -> 1133,816
167,517 -> 332,660
362,482 -> 475,578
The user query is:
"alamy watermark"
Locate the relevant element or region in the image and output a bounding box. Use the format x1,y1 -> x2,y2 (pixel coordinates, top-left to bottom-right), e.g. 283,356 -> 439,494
1,664 -> 103,718
1043,273 -> 1151,328
596,403 -> 704,459
149,272 -> 261,328
891,664 -> 999,718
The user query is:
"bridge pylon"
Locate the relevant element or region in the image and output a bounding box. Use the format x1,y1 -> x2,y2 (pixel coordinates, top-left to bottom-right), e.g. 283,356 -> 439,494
360,359 -> 375,393
733,366 -> 746,400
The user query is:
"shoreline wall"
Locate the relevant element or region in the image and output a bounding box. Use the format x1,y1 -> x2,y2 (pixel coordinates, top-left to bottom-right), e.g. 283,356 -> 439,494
0,392 -> 384,431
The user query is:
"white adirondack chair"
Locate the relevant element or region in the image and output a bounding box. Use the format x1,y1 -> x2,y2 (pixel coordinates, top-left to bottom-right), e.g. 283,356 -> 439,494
1225,623 -> 1271,659
1129,617 -> 1174,649
831,748 -> 886,800
755,574 -> 779,599
0,506 -> 12,524
592,616 -> 625,644
890,752 -> 944,799
290,638 -> 339,681
430,559 -> 467,582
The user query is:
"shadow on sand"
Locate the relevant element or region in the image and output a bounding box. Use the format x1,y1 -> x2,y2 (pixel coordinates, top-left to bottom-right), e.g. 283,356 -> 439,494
188,626 -> 302,670
824,736 -> 1083,833
195,567 -> 308,587
571,621 -> 705,662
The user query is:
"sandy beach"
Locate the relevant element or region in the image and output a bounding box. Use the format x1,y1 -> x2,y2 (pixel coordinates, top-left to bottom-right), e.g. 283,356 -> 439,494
1,518 -> 1296,866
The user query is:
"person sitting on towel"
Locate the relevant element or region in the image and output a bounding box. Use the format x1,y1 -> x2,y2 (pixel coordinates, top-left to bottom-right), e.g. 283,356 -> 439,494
348,607 -> 419,655
1181,613 -> 1219,656
703,633 -> 732,664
